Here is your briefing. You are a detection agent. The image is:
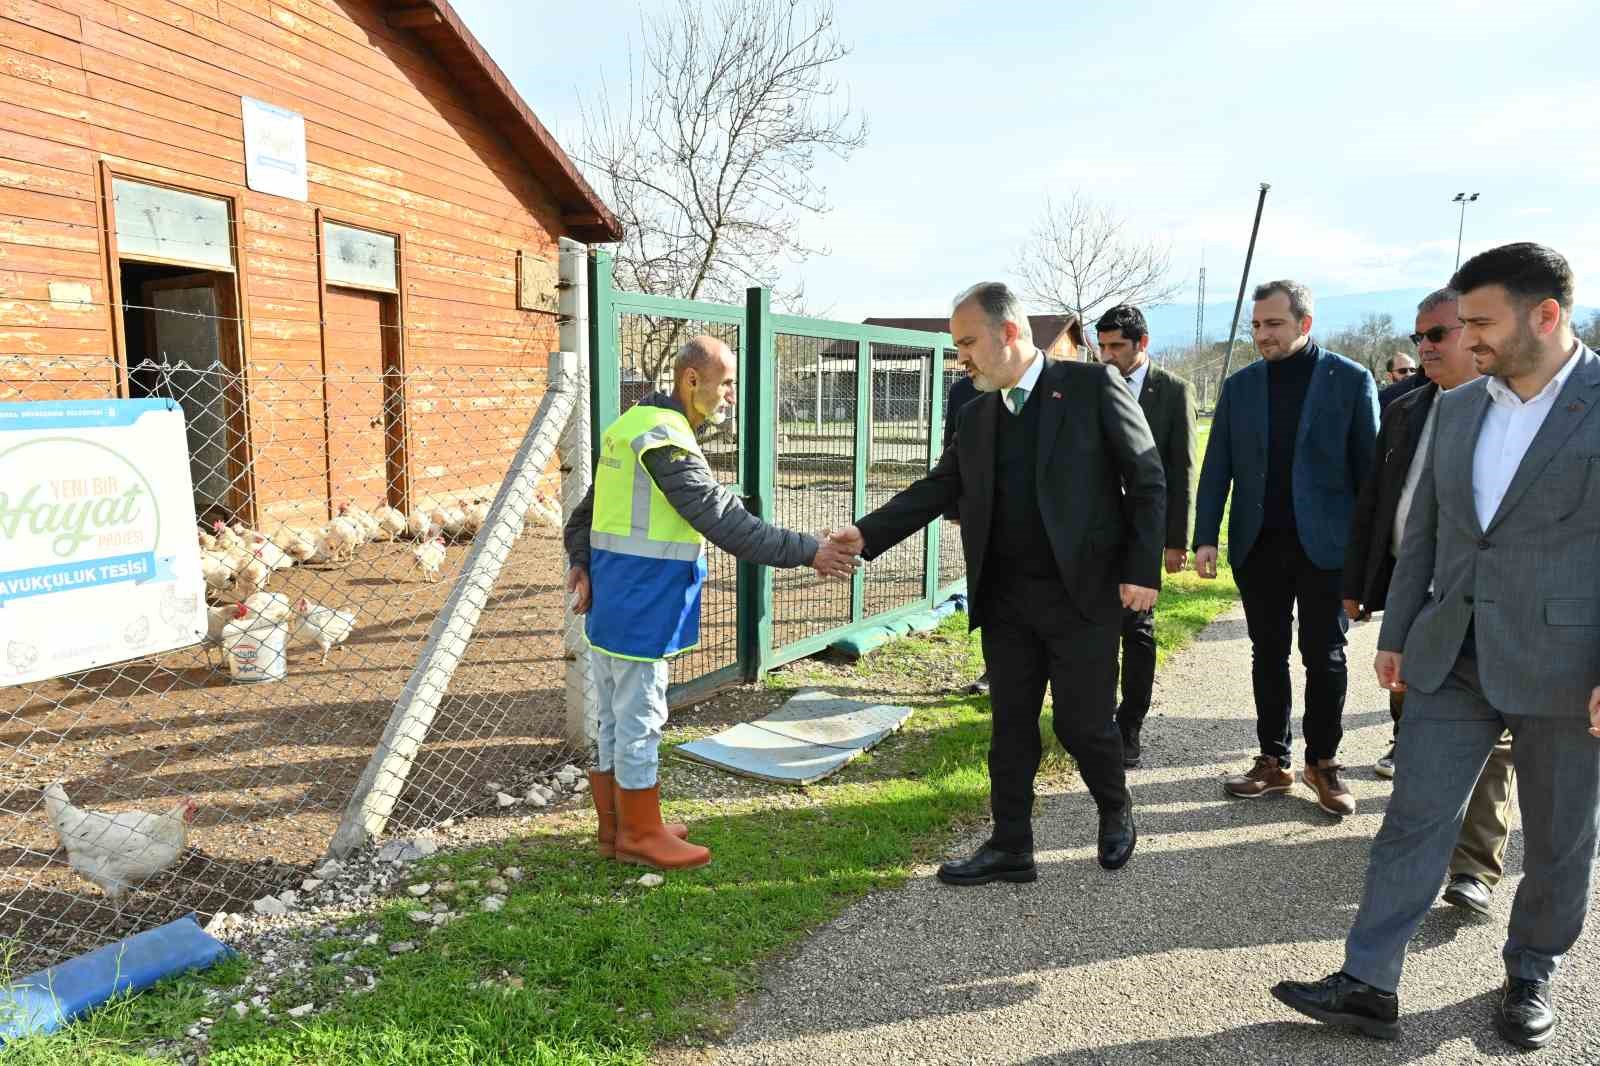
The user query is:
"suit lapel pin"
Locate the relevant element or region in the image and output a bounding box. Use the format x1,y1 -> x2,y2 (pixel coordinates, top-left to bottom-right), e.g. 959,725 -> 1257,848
1569,400 -> 1585,412
1051,391 -> 1062,399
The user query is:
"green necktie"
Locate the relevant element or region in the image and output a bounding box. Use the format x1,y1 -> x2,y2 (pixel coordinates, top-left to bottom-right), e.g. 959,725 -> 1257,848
1008,386 -> 1029,413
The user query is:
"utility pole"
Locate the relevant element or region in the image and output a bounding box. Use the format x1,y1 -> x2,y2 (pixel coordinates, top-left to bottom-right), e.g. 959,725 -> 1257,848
1220,183 -> 1270,382
1194,253 -> 1207,358
1453,192 -> 1479,270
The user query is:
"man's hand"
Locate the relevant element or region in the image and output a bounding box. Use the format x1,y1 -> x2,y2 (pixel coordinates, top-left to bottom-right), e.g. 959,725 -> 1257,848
1375,650 -> 1406,692
1164,548 -> 1187,574
566,566 -> 592,615
1343,598 -> 1370,622
826,524 -> 865,556
1588,686 -> 1600,738
810,535 -> 859,580
1120,584 -> 1158,612
1194,545 -> 1219,579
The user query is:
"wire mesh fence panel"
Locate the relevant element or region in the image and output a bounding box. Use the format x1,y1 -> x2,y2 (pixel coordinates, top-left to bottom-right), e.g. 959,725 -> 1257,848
0,348 -> 582,973
770,333 -> 855,650
863,342 -> 934,619
613,313 -> 742,696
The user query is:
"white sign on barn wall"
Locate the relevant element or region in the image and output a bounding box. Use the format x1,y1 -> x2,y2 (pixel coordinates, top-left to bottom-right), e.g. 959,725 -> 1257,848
241,96 -> 309,202
0,399 -> 206,687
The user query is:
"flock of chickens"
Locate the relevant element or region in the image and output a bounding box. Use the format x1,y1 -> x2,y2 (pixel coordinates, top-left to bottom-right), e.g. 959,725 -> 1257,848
195,499 -> 497,665
38,490 -> 566,909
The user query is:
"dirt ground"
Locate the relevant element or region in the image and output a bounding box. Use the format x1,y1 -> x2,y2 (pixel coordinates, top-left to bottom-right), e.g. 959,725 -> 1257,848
0,523 -> 577,972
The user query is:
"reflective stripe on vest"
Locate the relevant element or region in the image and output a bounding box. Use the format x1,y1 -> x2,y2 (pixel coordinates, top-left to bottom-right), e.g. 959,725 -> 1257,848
586,403 -> 707,661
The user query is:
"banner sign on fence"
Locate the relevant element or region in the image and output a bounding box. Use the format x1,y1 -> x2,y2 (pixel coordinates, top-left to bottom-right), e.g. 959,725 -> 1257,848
0,399 -> 206,687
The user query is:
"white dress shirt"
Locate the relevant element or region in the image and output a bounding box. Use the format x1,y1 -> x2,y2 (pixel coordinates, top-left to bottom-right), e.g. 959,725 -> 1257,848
1122,359 -> 1149,398
1473,341 -> 1582,530
1002,349 -> 1045,415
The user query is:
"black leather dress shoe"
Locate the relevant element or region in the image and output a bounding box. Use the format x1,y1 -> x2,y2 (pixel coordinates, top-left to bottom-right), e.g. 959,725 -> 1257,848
1120,726 -> 1143,769
1496,978 -> 1556,1049
966,671 -> 990,696
1442,873 -> 1492,916
936,844 -> 1036,886
1270,972 -> 1400,1040
1097,806 -> 1136,870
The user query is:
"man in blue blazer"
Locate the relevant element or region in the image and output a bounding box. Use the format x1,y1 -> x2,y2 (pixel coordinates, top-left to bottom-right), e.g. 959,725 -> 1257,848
1193,280 -> 1379,815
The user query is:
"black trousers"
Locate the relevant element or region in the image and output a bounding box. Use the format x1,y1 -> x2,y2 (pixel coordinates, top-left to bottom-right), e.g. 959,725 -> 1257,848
978,574 -> 1129,853
1117,607 -> 1157,731
1233,529 -> 1349,764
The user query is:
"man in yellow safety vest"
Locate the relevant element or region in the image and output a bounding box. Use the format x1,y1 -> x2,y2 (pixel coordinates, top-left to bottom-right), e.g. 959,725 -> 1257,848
564,335 -> 858,870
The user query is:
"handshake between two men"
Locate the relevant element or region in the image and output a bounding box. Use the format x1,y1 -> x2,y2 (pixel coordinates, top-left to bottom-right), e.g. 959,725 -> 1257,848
819,525 -> 1157,612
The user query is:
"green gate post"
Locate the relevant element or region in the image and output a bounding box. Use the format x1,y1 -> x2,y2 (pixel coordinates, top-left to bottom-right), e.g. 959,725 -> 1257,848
850,337 -> 871,624
737,287 -> 776,681
587,249 -> 619,456
922,347 -> 945,604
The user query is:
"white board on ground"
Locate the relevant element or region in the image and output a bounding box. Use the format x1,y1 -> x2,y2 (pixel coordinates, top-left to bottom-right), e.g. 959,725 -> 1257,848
674,688 -> 913,785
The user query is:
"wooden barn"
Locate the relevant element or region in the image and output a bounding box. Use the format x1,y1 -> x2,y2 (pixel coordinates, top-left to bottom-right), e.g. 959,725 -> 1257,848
0,0 -> 619,527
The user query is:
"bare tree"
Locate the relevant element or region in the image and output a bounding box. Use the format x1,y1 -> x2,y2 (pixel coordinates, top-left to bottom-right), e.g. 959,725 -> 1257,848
578,0 -> 866,386
1579,309 -> 1600,350
1015,193 -> 1182,357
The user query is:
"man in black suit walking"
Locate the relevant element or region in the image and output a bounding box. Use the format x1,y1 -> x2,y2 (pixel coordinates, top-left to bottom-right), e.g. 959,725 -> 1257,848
1095,304 -> 1197,767
829,282 -> 1166,883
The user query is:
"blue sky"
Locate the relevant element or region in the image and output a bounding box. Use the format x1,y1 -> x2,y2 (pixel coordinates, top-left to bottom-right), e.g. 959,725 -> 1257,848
451,0 -> 1600,322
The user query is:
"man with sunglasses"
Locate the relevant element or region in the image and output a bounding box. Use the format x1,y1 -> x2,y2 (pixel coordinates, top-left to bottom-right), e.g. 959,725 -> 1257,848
1341,288 -> 1513,916
1379,351 -> 1428,411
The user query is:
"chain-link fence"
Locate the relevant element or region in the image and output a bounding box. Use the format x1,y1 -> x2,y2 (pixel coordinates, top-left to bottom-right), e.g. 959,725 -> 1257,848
0,347 -> 588,973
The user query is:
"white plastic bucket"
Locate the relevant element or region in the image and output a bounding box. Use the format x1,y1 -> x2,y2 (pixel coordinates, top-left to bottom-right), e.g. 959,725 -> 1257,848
221,616 -> 288,683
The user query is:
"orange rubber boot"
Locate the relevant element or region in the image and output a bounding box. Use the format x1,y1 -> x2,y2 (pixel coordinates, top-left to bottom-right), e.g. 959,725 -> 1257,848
614,783 -> 710,870
589,770 -> 686,858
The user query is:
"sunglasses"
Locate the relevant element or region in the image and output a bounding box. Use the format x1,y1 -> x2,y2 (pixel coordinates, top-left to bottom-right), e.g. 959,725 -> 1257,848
1392,366 -> 1418,376
1409,324 -> 1462,346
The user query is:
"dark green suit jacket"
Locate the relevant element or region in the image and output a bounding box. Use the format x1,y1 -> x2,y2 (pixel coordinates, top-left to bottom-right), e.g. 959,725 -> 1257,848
1134,365 -> 1198,551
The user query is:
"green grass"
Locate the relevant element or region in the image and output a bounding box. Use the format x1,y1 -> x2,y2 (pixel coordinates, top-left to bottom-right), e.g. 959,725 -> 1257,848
18,532 -> 1239,1065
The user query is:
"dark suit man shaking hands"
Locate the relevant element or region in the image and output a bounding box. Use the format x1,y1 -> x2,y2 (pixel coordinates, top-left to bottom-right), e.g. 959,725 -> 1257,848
828,282 -> 1166,885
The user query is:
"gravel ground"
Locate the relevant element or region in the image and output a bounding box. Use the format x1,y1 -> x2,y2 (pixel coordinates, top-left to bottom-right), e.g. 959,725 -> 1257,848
705,606 -> 1600,1065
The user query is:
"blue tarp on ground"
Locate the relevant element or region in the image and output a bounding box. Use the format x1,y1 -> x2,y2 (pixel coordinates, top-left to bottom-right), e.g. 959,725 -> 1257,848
0,913 -> 234,1042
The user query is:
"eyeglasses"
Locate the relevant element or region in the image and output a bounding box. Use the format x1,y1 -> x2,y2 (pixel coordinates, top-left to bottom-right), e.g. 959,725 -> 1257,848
1409,324 -> 1462,347
1392,366 -> 1418,376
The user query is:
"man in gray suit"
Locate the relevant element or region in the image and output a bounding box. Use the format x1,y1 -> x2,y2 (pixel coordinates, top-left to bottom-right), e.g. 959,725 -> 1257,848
1272,243 -> 1600,1051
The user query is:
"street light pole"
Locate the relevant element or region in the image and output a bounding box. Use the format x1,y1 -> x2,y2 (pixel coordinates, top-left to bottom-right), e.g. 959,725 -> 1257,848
1453,192 -> 1479,270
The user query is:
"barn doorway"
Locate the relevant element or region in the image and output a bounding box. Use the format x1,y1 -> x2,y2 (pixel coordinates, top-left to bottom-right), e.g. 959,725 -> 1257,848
119,263 -> 248,526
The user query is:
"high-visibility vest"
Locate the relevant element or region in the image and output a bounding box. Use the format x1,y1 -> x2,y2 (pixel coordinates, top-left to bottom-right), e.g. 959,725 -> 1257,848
585,402 -> 707,661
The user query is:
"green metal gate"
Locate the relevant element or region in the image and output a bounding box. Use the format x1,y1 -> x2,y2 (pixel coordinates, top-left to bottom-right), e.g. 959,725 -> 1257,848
588,251 -> 966,706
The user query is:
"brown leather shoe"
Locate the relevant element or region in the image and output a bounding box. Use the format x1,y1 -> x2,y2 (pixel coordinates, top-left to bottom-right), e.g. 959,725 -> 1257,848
1223,755 -> 1293,798
589,771 -> 686,858
615,783 -> 710,870
1303,760 -> 1357,816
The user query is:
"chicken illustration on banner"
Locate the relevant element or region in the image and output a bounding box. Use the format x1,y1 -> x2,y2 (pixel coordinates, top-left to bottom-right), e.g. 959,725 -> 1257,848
0,399 -> 205,685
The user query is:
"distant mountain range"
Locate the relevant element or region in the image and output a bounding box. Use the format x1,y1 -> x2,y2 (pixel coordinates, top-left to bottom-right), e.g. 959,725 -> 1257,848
1145,288 -> 1597,354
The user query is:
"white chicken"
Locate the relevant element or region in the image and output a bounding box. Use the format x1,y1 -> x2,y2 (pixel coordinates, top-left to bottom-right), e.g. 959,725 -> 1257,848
319,516 -> 362,563
374,506 -> 408,541
462,497 -> 491,537
340,503 -> 380,543
242,591 -> 294,625
412,535 -> 447,582
201,549 -> 243,596
271,525 -> 319,564
433,504 -> 468,540
197,529 -> 217,552
43,783 -> 198,908
406,508 -> 432,538
232,549 -> 271,601
291,597 -> 356,663
205,602 -> 243,643
251,535 -> 294,572
211,519 -> 246,554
